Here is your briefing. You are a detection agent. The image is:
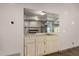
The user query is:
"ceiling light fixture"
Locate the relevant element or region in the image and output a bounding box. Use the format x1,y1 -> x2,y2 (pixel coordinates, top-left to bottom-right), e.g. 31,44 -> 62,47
36,11 -> 46,15
40,11 -> 46,15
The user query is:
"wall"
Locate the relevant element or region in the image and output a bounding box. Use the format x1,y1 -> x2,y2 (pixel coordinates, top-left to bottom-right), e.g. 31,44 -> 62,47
0,3 -> 79,56
0,4 -> 23,56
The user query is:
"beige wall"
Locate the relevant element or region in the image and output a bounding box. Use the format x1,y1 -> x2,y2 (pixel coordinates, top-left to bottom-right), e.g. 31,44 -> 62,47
0,4 -> 23,55
0,3 -> 79,55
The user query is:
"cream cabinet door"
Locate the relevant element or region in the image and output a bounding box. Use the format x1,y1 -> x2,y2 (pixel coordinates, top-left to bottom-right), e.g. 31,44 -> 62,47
25,40 -> 36,56
36,37 -> 45,56
45,36 -> 59,54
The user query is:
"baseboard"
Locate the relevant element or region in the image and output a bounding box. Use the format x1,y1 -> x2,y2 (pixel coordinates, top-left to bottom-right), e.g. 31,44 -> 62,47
7,53 -> 20,56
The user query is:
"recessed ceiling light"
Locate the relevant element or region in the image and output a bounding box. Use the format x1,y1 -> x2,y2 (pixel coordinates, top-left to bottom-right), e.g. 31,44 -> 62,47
40,11 -> 46,15
40,12 -> 46,15
36,11 -> 46,15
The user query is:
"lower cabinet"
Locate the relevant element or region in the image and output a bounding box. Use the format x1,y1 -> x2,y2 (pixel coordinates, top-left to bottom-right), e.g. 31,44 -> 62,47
45,36 -> 59,54
25,40 -> 36,56
25,35 -> 59,56
36,36 -> 45,56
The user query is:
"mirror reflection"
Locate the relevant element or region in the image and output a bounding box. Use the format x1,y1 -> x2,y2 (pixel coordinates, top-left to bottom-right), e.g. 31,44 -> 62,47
24,8 -> 59,34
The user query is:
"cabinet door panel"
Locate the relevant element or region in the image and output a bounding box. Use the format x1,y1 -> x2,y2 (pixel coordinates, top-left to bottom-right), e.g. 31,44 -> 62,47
25,42 -> 36,56
45,36 -> 59,54
36,37 -> 44,56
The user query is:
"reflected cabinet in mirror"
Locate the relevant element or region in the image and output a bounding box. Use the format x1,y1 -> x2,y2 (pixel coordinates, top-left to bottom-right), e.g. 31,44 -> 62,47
24,8 -> 59,34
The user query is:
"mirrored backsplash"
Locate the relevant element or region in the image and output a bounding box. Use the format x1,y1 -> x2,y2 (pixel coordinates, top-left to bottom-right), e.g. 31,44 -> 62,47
24,8 -> 59,34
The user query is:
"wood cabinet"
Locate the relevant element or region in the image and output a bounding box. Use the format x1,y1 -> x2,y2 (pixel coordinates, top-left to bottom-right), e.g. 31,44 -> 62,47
25,34 -> 59,56
25,42 -> 36,56
36,36 -> 45,56
25,36 -> 36,56
45,36 -> 59,54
